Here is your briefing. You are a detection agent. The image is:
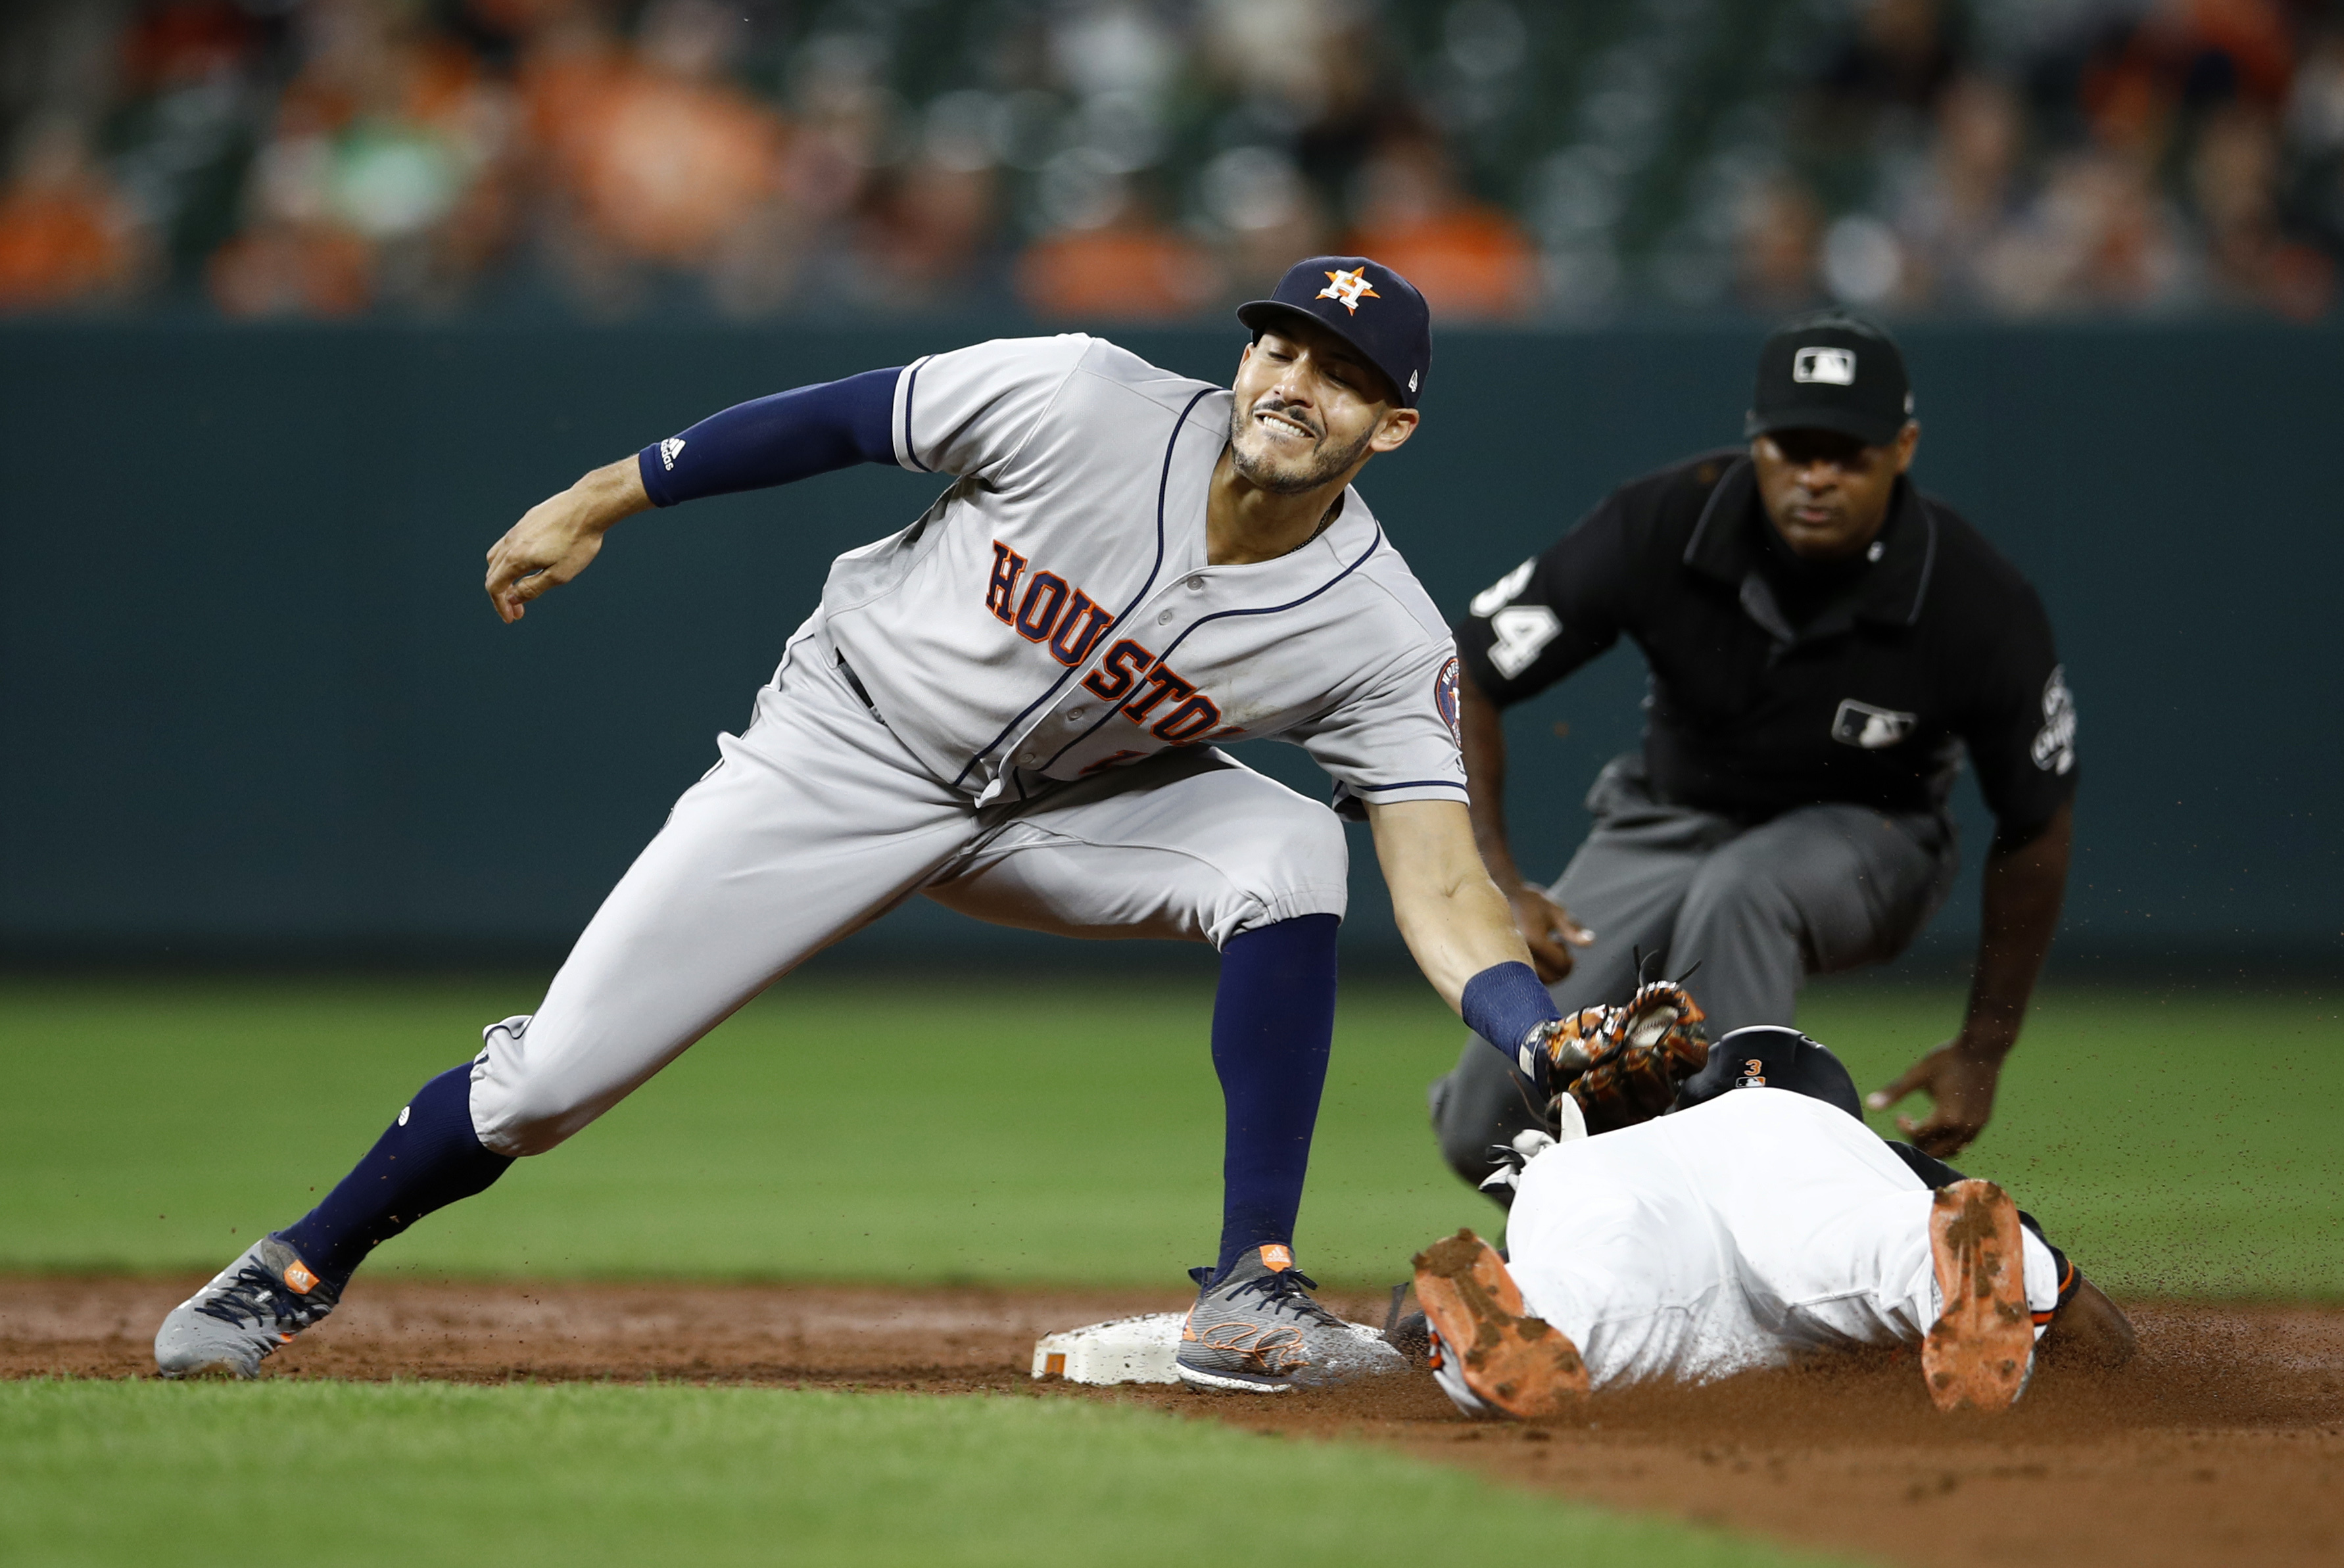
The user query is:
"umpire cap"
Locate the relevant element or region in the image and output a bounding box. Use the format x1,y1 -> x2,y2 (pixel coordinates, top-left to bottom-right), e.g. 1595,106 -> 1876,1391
1746,310 -> 1913,448
1237,256 -> 1433,408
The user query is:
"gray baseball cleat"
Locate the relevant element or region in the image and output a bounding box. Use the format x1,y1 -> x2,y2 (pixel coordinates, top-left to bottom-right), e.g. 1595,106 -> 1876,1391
1174,1243 -> 1406,1392
155,1235 -> 341,1379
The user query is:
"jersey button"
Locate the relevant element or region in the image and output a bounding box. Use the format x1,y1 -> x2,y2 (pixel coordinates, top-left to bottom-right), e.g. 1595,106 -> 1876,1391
1156,609 -> 1175,625
1185,575 -> 1205,591
1064,707 -> 1086,722
1020,751 -> 1039,765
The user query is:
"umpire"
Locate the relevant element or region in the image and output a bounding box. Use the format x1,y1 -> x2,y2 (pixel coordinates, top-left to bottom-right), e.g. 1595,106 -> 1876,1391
1431,312 -> 2076,1189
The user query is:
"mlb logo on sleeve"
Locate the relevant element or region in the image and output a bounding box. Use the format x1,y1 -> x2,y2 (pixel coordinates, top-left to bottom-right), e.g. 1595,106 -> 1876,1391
1793,347 -> 1857,385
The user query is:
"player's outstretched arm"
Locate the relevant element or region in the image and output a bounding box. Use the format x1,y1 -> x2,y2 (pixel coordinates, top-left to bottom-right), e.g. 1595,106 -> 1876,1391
1457,666 -> 1593,982
1366,797 -> 1540,1010
485,368 -> 904,625
485,458 -> 652,624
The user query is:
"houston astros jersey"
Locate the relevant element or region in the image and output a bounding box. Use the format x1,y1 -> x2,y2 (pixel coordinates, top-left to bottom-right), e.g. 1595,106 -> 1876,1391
809,333 -> 1467,813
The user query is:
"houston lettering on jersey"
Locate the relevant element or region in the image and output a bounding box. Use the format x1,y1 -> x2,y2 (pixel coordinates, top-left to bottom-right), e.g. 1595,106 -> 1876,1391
986,541 -> 1117,667
985,540 -> 1224,749
1080,638 -> 1221,743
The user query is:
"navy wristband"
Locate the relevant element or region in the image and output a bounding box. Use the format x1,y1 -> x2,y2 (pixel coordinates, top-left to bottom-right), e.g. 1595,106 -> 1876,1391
1460,961 -> 1562,1060
637,366 -> 902,507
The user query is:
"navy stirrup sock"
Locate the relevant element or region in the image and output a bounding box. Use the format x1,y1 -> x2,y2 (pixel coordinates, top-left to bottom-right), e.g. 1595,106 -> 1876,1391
276,1064 -> 514,1287
1210,913 -> 1341,1281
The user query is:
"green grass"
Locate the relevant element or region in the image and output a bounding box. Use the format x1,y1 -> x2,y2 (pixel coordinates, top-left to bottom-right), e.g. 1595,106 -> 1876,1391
1,974 -> 2337,1295
1806,982 -> 2344,1298
0,1380 -> 1840,1568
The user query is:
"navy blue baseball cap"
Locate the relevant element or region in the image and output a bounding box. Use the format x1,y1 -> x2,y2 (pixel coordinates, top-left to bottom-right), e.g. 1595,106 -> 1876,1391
1237,256 -> 1433,408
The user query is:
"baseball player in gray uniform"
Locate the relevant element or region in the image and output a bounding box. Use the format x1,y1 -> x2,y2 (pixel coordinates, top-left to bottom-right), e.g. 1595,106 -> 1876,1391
155,258 -> 1607,1393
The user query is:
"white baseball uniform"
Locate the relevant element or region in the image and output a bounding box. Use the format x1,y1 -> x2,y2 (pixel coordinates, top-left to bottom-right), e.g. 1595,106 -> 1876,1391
1500,1089 -> 2061,1389
469,333 -> 1467,1155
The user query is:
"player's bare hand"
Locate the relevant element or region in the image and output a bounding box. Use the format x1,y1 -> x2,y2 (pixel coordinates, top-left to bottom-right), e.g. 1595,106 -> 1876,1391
1506,885 -> 1593,983
1867,1039 -> 2002,1158
485,458 -> 652,623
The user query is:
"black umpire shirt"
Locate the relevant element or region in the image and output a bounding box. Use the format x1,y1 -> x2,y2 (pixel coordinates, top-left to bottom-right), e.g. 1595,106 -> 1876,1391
1452,451 -> 2078,838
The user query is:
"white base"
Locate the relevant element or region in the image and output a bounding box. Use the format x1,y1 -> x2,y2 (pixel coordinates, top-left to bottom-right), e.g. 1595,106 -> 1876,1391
1030,1313 -> 1185,1385
1030,1311 -> 1404,1386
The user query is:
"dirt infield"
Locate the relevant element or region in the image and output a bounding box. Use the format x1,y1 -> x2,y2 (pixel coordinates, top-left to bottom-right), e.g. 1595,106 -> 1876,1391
9,1275 -> 2340,1568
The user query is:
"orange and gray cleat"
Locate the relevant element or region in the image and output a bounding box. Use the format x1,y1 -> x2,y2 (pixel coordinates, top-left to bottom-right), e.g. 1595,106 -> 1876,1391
1922,1179 -> 2036,1413
155,1235 -> 341,1379
1412,1229 -> 1589,1419
1174,1244 -> 1404,1392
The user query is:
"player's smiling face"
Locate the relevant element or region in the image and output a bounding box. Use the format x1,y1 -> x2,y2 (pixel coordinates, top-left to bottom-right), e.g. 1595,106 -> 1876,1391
1751,423 -> 1920,560
1228,324 -> 1417,496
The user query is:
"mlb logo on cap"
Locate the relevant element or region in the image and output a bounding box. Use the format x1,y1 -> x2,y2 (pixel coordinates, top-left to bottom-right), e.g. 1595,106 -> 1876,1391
1748,311 -> 1912,448
1793,346 -> 1857,385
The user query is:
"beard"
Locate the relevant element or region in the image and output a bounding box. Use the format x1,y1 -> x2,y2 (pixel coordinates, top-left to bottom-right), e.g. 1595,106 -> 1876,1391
1227,398 -> 1376,495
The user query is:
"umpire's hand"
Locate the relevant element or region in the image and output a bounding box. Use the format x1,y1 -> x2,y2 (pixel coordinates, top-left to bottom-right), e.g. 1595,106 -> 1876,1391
1506,885 -> 1594,983
485,458 -> 653,623
1869,1039 -> 2003,1158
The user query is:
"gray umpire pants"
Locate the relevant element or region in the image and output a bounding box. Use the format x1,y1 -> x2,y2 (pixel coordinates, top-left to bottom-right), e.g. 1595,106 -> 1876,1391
1428,753 -> 1958,1194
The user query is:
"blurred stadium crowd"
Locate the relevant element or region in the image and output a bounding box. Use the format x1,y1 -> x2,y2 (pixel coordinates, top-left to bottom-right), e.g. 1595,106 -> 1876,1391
2,0 -> 2340,323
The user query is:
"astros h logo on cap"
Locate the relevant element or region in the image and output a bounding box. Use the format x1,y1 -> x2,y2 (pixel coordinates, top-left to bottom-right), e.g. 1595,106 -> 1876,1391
1236,256 -> 1434,408
1317,268 -> 1381,314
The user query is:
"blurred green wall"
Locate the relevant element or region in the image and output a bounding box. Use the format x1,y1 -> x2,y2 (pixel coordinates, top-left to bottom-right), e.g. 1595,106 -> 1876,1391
2,320 -> 2336,970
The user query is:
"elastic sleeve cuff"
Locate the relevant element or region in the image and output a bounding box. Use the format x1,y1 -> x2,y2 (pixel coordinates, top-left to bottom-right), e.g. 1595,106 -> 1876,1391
1460,961 -> 1562,1058
891,354 -> 933,472
636,444 -> 675,508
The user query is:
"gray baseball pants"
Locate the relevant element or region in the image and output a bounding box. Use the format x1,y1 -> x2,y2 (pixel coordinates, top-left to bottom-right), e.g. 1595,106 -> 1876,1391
1428,753 -> 1957,1193
468,639 -> 1349,1156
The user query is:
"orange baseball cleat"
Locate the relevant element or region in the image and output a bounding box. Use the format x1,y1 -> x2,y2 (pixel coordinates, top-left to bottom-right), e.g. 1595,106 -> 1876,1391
1412,1229 -> 1589,1419
1922,1179 -> 2037,1412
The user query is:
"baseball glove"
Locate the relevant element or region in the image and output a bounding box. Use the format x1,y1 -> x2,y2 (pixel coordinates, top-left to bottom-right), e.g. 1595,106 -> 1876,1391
1518,980 -> 1710,1135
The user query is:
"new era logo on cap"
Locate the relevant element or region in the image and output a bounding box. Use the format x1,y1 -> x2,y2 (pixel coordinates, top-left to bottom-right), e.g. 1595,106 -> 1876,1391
1793,346 -> 1857,385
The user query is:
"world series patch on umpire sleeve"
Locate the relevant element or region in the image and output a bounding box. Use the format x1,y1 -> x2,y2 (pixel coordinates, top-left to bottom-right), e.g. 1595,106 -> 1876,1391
2031,665 -> 2076,774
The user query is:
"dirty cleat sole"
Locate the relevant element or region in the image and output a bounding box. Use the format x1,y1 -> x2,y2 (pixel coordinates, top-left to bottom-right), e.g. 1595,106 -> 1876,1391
1923,1179 -> 2035,1413
1412,1229 -> 1589,1419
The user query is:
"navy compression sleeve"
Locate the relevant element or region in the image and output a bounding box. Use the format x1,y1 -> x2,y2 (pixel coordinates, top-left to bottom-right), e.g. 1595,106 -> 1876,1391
636,366 -> 902,506
1461,961 -> 1562,1065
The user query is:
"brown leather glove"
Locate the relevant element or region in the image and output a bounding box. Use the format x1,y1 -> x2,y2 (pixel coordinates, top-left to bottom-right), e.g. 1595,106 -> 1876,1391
1519,981 -> 1710,1136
